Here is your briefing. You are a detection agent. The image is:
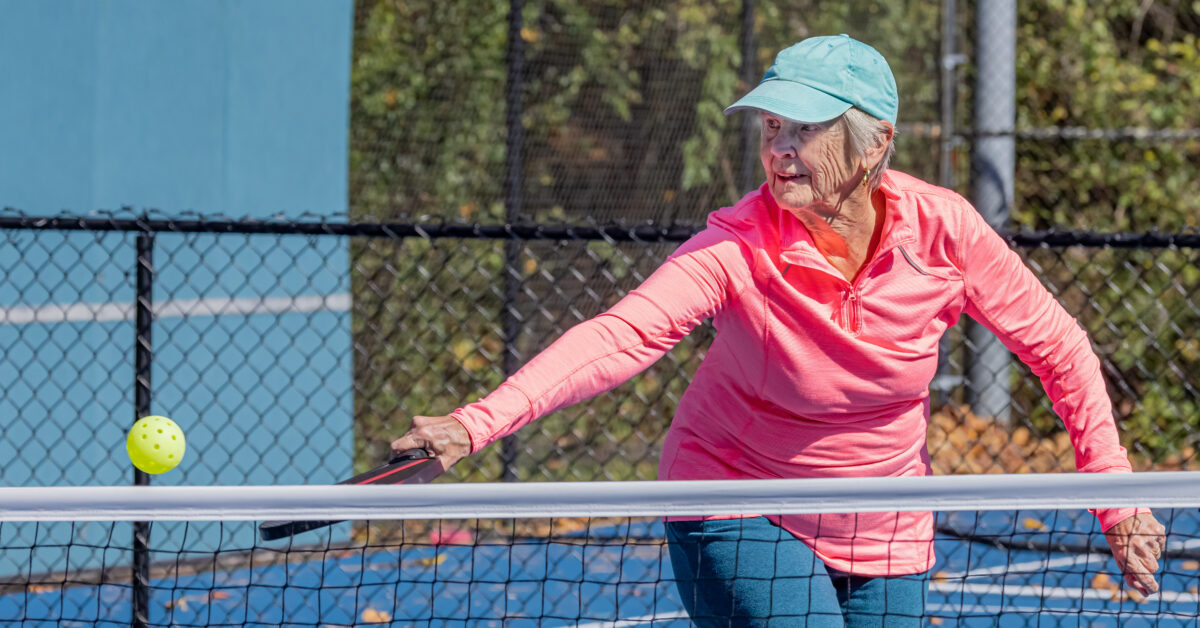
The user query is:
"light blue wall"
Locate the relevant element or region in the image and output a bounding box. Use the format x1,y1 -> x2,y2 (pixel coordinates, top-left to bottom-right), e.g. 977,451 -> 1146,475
0,0 -> 356,575
1,1 -> 352,215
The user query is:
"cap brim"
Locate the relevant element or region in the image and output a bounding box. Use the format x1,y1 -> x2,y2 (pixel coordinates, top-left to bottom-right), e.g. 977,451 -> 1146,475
723,79 -> 853,123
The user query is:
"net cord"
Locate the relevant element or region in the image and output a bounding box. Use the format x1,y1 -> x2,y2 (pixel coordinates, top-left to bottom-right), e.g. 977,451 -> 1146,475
0,472 -> 1196,522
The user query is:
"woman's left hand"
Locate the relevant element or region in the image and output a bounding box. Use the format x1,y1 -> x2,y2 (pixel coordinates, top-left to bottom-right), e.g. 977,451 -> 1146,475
1104,512 -> 1167,596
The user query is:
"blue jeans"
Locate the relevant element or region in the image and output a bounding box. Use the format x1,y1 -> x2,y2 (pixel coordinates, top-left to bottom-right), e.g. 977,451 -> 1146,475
666,517 -> 927,627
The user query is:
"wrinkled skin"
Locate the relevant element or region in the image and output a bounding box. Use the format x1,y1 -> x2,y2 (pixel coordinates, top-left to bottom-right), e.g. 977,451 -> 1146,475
390,414 -> 471,474
759,112 -> 889,281
1105,512 -> 1166,596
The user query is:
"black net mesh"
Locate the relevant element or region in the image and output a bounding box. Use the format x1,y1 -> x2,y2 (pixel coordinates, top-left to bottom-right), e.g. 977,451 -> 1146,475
0,501 -> 1195,625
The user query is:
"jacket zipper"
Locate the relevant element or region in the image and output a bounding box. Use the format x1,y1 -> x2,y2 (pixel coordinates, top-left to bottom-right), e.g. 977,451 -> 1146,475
781,239 -> 914,335
839,239 -> 914,335
841,287 -> 861,335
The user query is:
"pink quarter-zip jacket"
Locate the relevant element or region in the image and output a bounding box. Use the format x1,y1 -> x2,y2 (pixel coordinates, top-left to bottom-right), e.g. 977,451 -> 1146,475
450,170 -> 1142,575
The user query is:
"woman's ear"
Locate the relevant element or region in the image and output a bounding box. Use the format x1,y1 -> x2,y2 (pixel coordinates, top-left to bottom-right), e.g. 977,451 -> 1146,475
866,121 -> 895,167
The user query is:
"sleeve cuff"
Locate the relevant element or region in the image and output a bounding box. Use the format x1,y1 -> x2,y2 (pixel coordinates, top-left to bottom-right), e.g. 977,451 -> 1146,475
448,383 -> 534,454
447,411 -> 478,454
1092,507 -> 1152,532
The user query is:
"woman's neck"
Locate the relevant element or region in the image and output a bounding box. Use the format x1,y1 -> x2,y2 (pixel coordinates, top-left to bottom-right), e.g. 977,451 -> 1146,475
788,188 -> 885,283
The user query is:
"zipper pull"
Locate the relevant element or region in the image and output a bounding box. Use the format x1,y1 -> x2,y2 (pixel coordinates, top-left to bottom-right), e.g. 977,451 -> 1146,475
844,288 -> 861,334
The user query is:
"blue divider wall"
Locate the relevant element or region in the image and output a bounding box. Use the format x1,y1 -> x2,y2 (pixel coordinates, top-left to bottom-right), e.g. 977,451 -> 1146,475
0,0 -> 355,577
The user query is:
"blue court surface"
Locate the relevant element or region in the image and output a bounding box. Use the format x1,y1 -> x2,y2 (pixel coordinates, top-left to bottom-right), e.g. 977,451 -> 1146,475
2,509 -> 1197,626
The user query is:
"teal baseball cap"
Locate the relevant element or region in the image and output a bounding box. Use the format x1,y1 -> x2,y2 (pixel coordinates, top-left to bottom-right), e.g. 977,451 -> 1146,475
725,34 -> 898,124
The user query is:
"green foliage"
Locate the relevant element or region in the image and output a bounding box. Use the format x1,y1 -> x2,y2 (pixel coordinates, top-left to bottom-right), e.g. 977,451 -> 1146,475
350,0 -> 510,220
516,0 -> 747,223
1014,245 -> 1200,465
1005,1 -> 1200,465
350,236 -> 509,478
1014,0 -> 1200,231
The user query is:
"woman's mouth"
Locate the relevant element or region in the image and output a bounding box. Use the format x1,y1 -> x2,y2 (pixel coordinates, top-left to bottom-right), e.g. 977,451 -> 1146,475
776,172 -> 808,184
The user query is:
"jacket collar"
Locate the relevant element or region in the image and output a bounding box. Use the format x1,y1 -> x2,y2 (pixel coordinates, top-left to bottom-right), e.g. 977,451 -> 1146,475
765,171 -> 914,271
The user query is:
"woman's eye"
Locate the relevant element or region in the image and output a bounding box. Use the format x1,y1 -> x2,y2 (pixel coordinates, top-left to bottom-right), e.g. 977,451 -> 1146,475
800,124 -> 820,132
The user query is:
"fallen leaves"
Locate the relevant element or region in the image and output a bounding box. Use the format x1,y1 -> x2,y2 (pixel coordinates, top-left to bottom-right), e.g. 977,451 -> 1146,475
928,405 -> 1076,474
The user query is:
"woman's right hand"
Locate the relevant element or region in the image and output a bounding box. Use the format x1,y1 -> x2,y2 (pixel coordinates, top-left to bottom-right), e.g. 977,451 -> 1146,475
1105,512 -> 1166,596
390,415 -> 472,473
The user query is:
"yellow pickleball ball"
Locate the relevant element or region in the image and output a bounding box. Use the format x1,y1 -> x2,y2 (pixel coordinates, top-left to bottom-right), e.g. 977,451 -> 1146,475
127,415 -> 186,474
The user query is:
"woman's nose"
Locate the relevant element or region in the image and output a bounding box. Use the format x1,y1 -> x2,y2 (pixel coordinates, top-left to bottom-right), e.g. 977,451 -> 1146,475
770,134 -> 798,159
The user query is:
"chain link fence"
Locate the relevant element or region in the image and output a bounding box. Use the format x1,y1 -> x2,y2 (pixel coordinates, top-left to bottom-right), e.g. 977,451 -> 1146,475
0,213 -> 1196,492
1,0 -> 1198,489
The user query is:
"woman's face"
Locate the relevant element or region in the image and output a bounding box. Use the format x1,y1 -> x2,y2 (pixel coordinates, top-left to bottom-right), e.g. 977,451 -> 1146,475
759,112 -> 860,214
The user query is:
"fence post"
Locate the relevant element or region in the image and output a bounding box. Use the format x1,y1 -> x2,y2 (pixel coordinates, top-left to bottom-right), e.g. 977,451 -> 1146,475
933,0 -> 966,403
738,0 -> 758,193
132,228 -> 154,627
501,0 -> 527,481
969,0 -> 1016,424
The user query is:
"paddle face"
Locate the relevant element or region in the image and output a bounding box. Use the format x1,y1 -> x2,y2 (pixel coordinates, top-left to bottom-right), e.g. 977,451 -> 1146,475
258,448 -> 441,541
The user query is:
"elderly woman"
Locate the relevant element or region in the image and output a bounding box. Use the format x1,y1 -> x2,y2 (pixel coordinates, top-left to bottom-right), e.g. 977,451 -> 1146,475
392,35 -> 1165,625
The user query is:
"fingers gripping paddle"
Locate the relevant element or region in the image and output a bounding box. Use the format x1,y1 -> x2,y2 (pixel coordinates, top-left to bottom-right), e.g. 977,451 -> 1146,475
258,448 -> 441,541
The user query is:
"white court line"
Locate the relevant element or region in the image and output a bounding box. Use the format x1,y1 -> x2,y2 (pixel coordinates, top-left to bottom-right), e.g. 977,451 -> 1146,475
1168,537 -> 1200,552
940,536 -> 1200,580
575,611 -> 690,627
926,603 -> 1185,618
942,552 -> 1108,579
0,293 -> 351,325
575,602 -> 1184,627
930,581 -> 1200,604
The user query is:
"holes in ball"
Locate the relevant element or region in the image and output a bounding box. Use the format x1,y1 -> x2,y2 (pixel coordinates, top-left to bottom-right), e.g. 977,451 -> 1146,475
157,429 -> 163,433
154,444 -> 160,449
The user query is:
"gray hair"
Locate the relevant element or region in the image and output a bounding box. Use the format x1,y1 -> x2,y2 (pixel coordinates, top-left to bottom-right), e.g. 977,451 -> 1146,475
840,107 -> 895,191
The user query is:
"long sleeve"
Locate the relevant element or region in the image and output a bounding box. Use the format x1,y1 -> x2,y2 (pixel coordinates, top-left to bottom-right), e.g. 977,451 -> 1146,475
451,228 -> 751,453
957,205 -> 1142,530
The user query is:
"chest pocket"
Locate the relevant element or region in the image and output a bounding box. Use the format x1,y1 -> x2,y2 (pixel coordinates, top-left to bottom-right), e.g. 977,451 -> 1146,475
856,245 -> 964,351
